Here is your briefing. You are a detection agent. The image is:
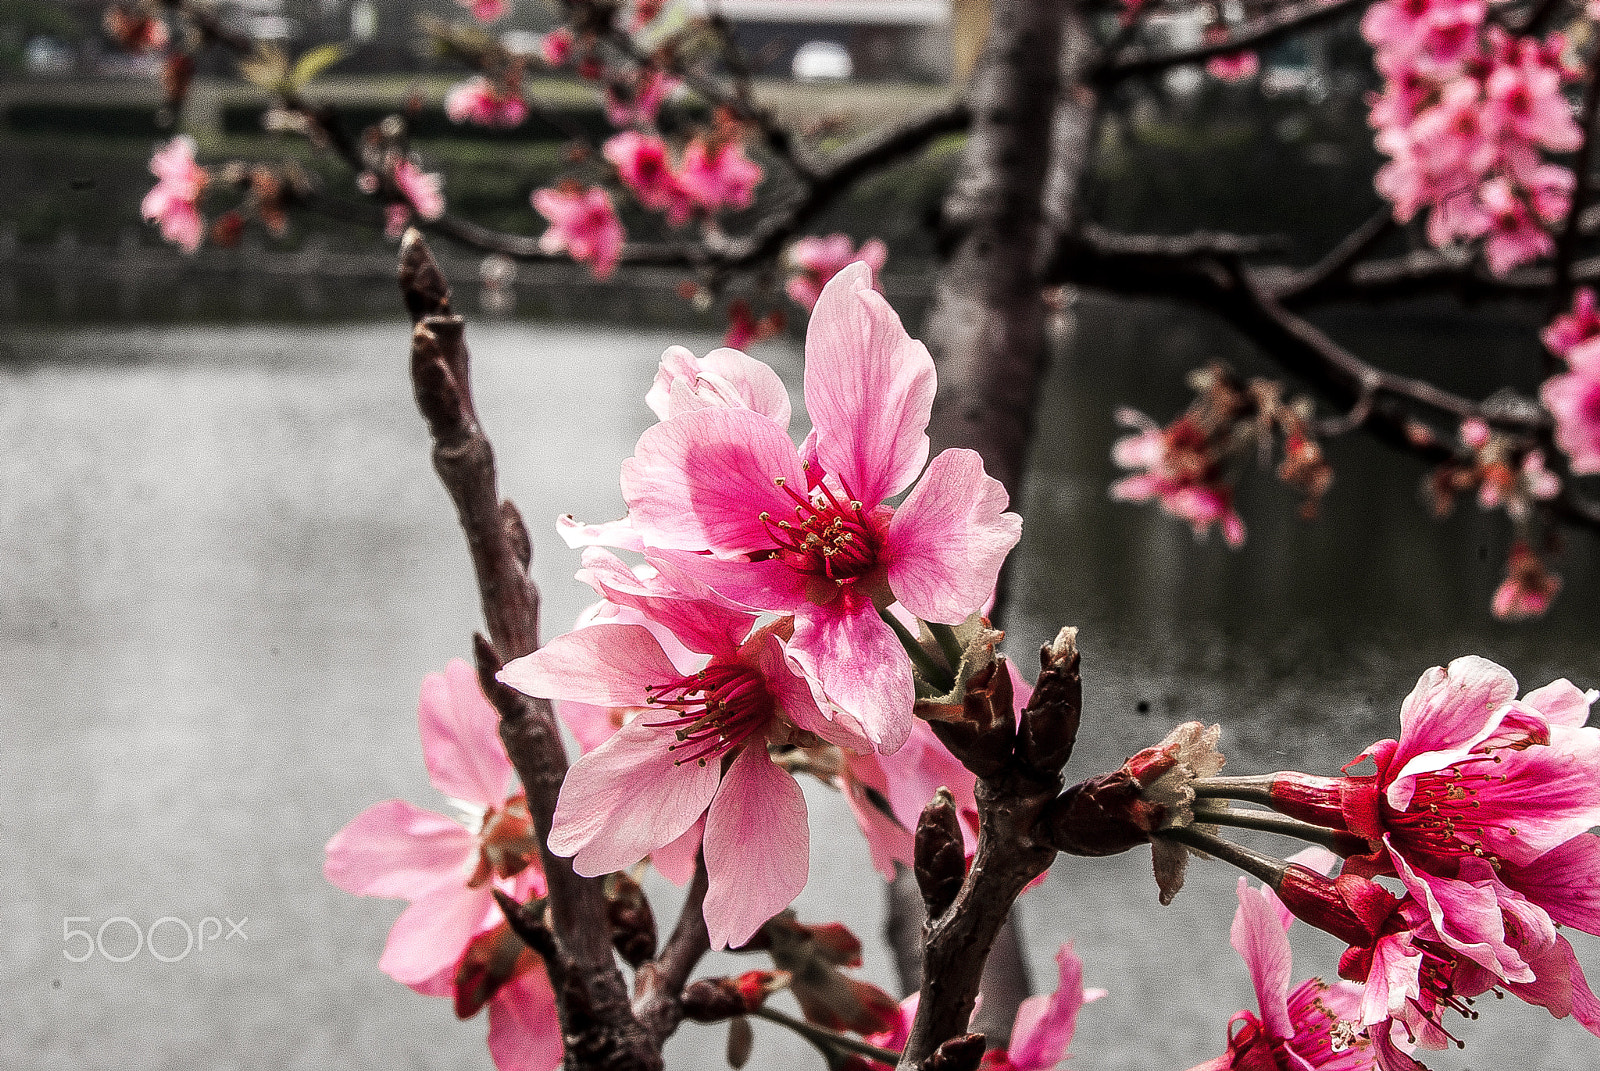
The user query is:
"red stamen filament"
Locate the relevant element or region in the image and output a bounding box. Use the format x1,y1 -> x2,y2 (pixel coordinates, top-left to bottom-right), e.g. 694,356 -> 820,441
1384,754 -> 1514,863
644,662 -> 774,767
757,468 -> 877,584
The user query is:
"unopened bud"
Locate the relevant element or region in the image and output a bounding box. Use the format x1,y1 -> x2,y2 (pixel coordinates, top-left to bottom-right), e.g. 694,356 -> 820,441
923,1032 -> 986,1071
604,871 -> 657,967
1274,864 -> 1400,948
914,787 -> 966,919
681,970 -> 789,1022
928,659 -> 1015,779
1016,627 -> 1081,775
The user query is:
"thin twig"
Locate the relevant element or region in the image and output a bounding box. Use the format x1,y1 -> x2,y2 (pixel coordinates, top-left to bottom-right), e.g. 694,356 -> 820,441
752,1007 -> 903,1064
633,859 -> 712,1040
1096,0 -> 1373,84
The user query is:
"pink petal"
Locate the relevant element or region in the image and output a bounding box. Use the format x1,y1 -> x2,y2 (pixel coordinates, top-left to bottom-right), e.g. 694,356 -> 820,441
621,407 -> 804,553
1389,843 -> 1531,982
751,629 -> 871,752
702,745 -> 810,949
884,448 -> 1021,624
1464,727 -> 1600,864
557,699 -> 622,755
650,815 -> 705,886
324,799 -> 475,898
840,755 -> 912,878
803,262 -> 935,508
788,594 -> 915,754
1007,942 -> 1096,1071
1387,656 -> 1518,809
1501,833 -> 1600,934
378,883 -> 493,986
577,547 -> 754,656
420,659 -> 515,807
497,623 -> 680,708
646,547 -> 810,615
1521,679 -> 1598,728
487,965 -> 564,1071
556,513 -> 645,553
1230,877 -> 1295,1040
548,717 -> 721,873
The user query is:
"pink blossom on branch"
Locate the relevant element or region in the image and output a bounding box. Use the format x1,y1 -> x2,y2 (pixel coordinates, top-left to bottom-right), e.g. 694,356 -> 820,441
539,28 -> 575,67
620,262 -> 1022,752
141,136 -> 207,253
1542,287 -> 1600,359
604,68 -> 681,128
1110,408 -> 1245,547
531,185 -> 625,280
446,77 -> 529,129
323,660 -> 559,1071
1491,540 -> 1562,619
1202,26 -> 1258,82
603,131 -> 693,225
460,0 -> 510,22
1187,860 -> 1380,1071
498,615 -> 871,950
393,159 -> 445,221
678,137 -> 764,214
787,235 -> 888,311
1541,333 -> 1600,473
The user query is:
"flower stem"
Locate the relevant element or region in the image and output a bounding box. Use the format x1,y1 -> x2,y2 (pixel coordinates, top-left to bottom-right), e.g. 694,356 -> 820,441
881,609 -> 955,692
751,1006 -> 902,1064
1158,825 -> 1289,888
1191,774 -> 1277,807
1190,803 -> 1360,854
926,621 -> 966,677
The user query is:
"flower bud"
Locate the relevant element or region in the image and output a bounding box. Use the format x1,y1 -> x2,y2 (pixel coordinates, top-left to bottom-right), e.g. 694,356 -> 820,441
604,871 -> 658,967
925,1032 -> 986,1071
915,787 -> 967,919
1274,864 -> 1400,948
681,971 -> 790,1022
1016,627 -> 1081,775
927,658 -> 1015,779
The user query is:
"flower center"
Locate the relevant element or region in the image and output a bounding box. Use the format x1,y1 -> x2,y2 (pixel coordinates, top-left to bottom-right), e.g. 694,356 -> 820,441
469,793 -> 539,888
645,661 -> 775,766
758,470 -> 879,585
1382,754 -> 1513,864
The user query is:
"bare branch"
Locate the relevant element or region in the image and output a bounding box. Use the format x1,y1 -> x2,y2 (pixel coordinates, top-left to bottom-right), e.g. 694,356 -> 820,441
400,233 -> 662,1071
1096,0 -> 1373,84
632,859 -> 712,1040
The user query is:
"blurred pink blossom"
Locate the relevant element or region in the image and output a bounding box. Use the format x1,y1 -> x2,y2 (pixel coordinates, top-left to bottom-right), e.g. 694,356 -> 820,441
446,77 -> 528,128
604,131 -> 693,225
532,185 -> 625,279
141,136 -> 207,253
393,159 -> 445,220
786,235 -> 888,311
679,137 -> 764,213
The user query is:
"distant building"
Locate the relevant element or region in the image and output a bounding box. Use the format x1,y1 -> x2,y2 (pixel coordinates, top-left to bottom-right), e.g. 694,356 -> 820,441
688,0 -> 952,82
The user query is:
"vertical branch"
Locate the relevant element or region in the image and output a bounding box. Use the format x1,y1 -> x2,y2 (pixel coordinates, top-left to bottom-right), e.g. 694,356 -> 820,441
399,232 -> 663,1071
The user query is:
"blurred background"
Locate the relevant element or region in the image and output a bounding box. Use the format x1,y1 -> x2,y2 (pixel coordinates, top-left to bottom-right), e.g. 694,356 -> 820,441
3,2 -> 1598,1070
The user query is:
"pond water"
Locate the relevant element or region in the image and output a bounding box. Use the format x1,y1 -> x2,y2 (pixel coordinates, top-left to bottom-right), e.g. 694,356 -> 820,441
3,290 -> 1596,1071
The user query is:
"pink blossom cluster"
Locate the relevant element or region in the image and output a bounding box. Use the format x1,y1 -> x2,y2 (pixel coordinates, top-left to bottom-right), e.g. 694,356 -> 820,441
1364,0 -> 1581,275
141,136 -> 207,253
786,235 -> 889,311
1110,407 -> 1246,547
602,130 -> 764,226
531,184 -> 625,279
445,77 -> 529,129
498,263 -> 1022,948
1202,25 -> 1260,83
459,0 -> 510,22
1187,851 -> 1384,1071
1264,656 -> 1600,1068
1541,287 -> 1600,473
325,660 -> 561,1071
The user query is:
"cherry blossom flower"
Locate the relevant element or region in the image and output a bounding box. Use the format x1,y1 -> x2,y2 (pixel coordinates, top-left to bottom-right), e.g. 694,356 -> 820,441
982,943 -> 1105,1071
1110,408 -> 1245,547
460,0 -> 509,22
787,235 -> 888,311
1480,178 -> 1554,275
604,131 -> 693,225
1542,288 -> 1600,358
678,137 -> 764,214
604,68 -> 680,127
393,159 -> 445,221
499,608 -> 872,949
539,28 -> 575,67
1541,335 -> 1600,473
324,661 -> 559,1071
1188,858 -> 1378,1071
1492,540 -> 1563,619
446,77 -> 529,128
646,344 -> 794,425
141,136 -> 207,253
620,263 -> 1022,752
531,185 -> 625,280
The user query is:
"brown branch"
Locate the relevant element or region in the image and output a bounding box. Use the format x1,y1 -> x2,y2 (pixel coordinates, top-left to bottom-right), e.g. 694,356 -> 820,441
1095,0 -> 1373,84
1280,208 -> 1396,304
400,232 -> 662,1071
632,858 -> 711,1040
